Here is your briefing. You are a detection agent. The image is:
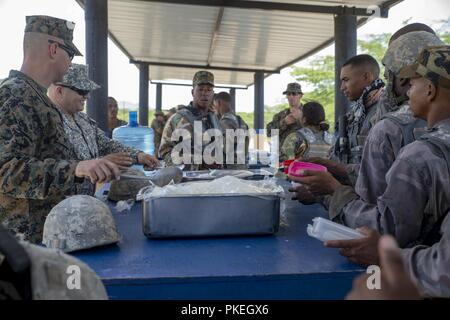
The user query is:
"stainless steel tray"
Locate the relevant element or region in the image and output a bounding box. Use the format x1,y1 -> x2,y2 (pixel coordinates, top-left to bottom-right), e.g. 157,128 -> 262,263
142,193 -> 280,238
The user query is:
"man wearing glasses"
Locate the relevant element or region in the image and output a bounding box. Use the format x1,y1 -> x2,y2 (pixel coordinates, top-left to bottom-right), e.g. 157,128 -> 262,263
48,63 -> 159,195
266,82 -> 304,148
0,16 -> 121,244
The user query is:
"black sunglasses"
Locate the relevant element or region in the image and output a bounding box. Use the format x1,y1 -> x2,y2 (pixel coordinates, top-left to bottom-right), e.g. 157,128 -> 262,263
286,92 -> 300,96
60,85 -> 90,97
48,39 -> 75,61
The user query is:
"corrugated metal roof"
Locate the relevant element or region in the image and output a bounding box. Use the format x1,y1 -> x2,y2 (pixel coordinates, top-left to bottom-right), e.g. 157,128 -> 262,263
78,0 -> 402,87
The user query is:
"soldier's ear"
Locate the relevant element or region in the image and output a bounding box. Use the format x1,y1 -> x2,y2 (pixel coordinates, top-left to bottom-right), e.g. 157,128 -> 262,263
427,81 -> 437,101
191,89 -> 194,97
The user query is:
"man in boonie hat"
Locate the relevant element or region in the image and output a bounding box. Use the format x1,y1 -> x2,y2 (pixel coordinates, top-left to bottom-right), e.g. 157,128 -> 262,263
266,82 -> 304,147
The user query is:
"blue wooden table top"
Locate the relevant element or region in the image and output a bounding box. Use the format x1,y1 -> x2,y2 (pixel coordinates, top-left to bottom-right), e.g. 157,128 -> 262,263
73,181 -> 364,299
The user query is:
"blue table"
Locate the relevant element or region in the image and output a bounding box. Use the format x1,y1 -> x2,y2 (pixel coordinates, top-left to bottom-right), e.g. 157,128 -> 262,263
73,186 -> 364,300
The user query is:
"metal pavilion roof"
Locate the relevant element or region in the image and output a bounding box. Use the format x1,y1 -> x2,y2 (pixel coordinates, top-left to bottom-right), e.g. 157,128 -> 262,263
77,0 -> 402,87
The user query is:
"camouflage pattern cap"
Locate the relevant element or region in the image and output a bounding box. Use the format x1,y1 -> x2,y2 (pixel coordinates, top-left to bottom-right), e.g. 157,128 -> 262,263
56,63 -> 100,92
283,82 -> 303,94
25,15 -> 82,57
193,70 -> 214,86
382,31 -> 444,75
399,45 -> 450,90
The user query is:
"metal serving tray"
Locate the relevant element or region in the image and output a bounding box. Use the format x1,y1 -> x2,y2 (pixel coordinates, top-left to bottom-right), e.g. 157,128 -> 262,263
142,193 -> 280,238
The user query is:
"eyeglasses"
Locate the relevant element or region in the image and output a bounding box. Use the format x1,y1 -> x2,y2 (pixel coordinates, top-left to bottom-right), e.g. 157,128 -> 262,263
286,92 -> 300,96
48,39 -> 75,61
60,85 -> 90,97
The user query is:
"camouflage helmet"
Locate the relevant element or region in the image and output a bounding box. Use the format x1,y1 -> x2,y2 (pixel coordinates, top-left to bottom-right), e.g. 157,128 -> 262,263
108,168 -> 151,202
25,15 -> 82,57
283,82 -> 303,95
399,45 -> 450,89
193,70 -> 214,86
42,195 -> 121,253
56,63 -> 100,92
382,31 -> 444,75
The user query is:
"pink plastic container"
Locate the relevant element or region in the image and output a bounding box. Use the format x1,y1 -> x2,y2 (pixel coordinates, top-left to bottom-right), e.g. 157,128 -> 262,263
288,161 -> 327,177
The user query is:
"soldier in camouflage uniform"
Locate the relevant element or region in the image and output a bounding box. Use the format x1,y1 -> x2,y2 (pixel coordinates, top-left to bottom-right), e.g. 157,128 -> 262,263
293,30 -> 443,206
48,63 -> 159,196
159,71 -> 222,170
281,101 -> 334,161
0,16 -> 120,243
151,111 -> 166,158
266,82 -> 304,147
332,54 -> 385,169
291,46 -> 450,251
213,91 -> 249,168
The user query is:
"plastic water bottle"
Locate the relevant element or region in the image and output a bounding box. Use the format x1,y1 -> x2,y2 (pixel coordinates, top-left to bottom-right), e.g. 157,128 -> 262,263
112,111 -> 155,156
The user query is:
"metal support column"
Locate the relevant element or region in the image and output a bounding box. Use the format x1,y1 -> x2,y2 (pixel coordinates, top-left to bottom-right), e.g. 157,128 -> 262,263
254,72 -> 264,130
156,83 -> 162,112
139,63 -> 149,126
334,13 -> 357,122
230,88 -> 236,113
85,0 -> 108,131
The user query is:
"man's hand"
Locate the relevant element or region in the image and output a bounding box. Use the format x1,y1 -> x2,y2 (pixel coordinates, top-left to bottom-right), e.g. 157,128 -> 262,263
288,184 -> 317,205
103,152 -> 133,169
137,152 -> 159,170
346,235 -> 421,300
325,226 -> 381,266
283,114 -> 296,126
302,157 -> 348,179
288,170 -> 341,196
75,159 -> 121,184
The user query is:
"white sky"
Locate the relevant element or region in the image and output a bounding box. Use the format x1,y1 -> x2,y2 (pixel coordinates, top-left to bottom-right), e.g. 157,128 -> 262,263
0,0 -> 449,112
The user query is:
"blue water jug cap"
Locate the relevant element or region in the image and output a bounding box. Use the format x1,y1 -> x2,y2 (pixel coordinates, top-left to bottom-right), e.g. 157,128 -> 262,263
129,111 -> 138,127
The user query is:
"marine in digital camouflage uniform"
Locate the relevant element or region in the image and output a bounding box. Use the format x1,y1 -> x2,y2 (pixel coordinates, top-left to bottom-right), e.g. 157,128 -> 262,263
326,46 -> 450,249
48,63 -> 150,196
159,71 -> 222,170
0,16 -> 84,243
266,82 -> 304,147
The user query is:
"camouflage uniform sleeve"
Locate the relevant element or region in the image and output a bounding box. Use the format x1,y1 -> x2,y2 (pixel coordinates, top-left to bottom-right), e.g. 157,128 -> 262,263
345,164 -> 360,187
329,144 -> 430,247
0,105 -> 78,199
401,214 -> 450,298
220,117 -> 237,131
355,119 -> 403,203
280,131 -> 305,161
159,114 -> 190,166
266,110 -> 286,137
96,127 -> 141,164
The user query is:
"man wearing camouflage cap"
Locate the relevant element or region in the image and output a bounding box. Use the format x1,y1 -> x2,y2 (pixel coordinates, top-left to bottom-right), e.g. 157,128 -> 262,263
291,46 -> 450,255
159,71 -> 222,170
318,46 -> 450,298
0,16 -> 121,243
47,63 -> 159,196
292,29 -> 444,206
266,82 -> 304,148
151,110 -> 167,158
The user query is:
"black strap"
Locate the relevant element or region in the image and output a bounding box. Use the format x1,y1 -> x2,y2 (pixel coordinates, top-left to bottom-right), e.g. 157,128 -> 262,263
0,226 -> 32,300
